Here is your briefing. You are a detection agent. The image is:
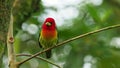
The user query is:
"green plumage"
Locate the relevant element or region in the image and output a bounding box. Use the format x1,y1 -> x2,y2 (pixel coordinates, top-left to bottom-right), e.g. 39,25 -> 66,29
39,34 -> 57,58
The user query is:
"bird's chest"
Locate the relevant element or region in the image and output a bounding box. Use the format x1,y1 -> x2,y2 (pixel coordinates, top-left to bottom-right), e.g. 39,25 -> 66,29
41,29 -> 57,40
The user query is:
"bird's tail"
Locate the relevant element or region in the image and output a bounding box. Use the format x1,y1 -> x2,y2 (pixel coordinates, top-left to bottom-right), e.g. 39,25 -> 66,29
46,50 -> 52,58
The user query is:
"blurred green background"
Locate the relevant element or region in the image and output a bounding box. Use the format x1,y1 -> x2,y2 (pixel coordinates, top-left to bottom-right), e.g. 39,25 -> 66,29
1,0 -> 120,68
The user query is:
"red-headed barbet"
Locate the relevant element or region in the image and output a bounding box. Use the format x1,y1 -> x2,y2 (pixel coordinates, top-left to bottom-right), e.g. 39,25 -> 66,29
39,17 -> 58,58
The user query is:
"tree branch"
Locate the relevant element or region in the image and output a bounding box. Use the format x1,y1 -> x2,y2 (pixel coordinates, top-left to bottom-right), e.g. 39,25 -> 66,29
18,24 -> 120,65
7,13 -> 18,68
6,0 -> 20,67
16,54 -> 61,68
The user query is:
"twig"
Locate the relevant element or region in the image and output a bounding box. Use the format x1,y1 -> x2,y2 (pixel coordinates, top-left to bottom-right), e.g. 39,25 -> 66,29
16,54 -> 61,68
18,24 -> 120,65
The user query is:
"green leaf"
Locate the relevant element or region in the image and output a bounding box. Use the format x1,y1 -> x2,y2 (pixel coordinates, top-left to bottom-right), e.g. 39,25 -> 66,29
87,4 -> 101,23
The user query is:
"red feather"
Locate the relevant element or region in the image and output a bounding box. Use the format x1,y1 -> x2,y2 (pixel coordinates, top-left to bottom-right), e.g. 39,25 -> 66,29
41,17 -> 57,40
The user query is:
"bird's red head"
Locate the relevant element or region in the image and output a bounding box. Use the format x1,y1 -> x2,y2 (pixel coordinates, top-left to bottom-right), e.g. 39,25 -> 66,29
41,17 -> 57,40
42,17 -> 56,30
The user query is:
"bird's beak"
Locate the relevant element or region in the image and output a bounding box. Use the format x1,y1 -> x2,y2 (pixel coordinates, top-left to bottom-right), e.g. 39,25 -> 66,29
46,22 -> 52,26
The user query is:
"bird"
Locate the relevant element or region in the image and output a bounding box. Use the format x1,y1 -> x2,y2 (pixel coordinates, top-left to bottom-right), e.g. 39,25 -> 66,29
39,17 -> 58,58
